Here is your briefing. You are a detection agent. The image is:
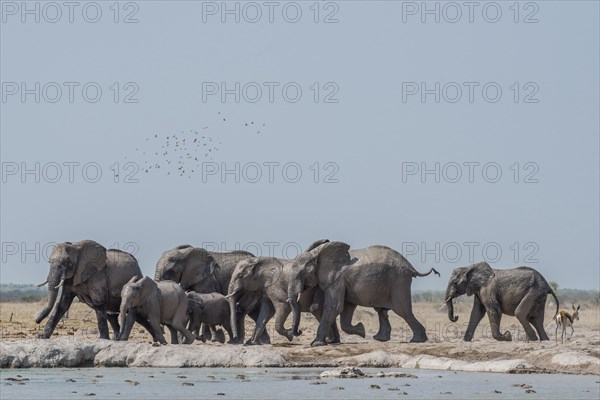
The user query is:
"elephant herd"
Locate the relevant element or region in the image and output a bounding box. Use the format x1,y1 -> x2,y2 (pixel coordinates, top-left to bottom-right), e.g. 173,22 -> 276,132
35,239 -> 560,346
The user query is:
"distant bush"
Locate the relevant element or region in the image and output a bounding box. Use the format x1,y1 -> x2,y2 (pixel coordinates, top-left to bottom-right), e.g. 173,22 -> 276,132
0,284 -> 47,302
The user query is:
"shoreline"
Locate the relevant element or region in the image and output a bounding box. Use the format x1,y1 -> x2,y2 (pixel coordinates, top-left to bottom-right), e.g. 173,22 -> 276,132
1,338 -> 598,375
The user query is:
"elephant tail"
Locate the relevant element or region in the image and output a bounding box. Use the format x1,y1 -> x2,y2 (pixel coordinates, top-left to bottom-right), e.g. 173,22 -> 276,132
414,267 -> 441,278
549,288 -> 559,317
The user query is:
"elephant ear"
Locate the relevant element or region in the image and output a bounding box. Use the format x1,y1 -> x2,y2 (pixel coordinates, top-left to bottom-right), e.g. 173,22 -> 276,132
316,241 -> 351,289
180,248 -> 217,290
138,276 -> 157,303
249,258 -> 282,288
304,239 -> 330,252
466,262 -> 494,296
72,240 -> 107,286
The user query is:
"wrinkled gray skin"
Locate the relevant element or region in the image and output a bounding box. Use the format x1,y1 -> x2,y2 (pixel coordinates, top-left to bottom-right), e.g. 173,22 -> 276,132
227,241 -> 346,345
290,245 -> 440,346
186,292 -> 233,343
154,245 -> 268,344
445,262 -> 559,342
35,240 -> 145,340
118,276 -> 195,345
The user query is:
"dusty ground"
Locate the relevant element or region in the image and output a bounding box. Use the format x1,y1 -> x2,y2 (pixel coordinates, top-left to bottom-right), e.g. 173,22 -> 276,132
1,300 -> 599,373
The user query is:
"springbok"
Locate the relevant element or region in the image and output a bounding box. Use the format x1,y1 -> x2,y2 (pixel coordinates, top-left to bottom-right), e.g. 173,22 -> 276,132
555,304 -> 580,344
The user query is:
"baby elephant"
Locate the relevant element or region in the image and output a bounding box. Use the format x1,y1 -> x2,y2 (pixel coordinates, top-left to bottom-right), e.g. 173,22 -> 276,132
186,292 -> 233,343
118,276 -> 195,345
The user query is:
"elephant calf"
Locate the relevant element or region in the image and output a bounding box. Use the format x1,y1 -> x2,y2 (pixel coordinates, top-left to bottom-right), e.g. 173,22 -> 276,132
186,292 -> 233,343
118,276 -> 195,345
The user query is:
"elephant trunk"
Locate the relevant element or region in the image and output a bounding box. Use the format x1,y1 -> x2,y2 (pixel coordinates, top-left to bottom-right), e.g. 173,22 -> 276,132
228,293 -> 240,341
35,269 -> 63,324
446,298 -> 458,322
119,301 -> 129,339
288,279 -> 303,336
445,287 -> 458,322
154,266 -> 163,281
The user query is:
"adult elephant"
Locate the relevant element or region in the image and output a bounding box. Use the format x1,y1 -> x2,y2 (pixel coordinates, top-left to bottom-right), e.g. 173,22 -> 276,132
444,262 -> 559,341
226,240 -> 348,345
154,245 -> 268,344
289,245 -> 440,346
35,240 -> 143,339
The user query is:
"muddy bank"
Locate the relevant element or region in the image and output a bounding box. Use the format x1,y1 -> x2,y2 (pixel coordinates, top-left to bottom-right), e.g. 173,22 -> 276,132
1,338 -> 598,374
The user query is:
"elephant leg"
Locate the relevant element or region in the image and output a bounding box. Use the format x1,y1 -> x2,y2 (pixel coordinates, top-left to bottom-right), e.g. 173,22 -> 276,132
171,306 -> 195,345
247,302 -> 271,345
529,313 -> 549,341
248,298 -> 274,345
514,295 -> 539,341
339,302 -> 365,338
148,315 -> 167,345
212,327 -> 225,343
41,291 -> 75,339
309,292 -> 340,344
464,296 -> 486,341
224,323 -> 235,343
94,307 -> 110,340
209,325 -> 220,342
168,325 -> 179,344
132,315 -> 158,341
107,314 -> 120,340
487,308 -> 512,341
273,302 -> 293,341
392,306 -> 428,343
312,282 -> 345,347
373,308 -> 391,342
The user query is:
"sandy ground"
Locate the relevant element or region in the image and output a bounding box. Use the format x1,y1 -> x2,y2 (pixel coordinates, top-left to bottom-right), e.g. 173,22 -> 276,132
1,300 -> 599,373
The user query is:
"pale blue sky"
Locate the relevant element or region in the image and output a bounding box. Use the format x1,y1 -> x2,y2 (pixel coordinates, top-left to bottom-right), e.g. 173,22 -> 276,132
1,1 -> 598,290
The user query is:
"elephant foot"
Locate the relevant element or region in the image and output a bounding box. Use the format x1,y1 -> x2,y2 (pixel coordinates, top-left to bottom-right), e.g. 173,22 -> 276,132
293,329 -> 303,337
197,334 -> 207,343
373,333 -> 390,342
279,329 -> 294,342
211,330 -> 226,343
503,331 -> 513,341
409,335 -> 428,343
310,339 -> 327,347
38,332 -> 51,339
244,339 -> 260,346
326,337 -> 341,345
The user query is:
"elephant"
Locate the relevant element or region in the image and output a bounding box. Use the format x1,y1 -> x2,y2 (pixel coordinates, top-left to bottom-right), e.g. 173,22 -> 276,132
35,240 -> 144,340
118,276 -> 195,345
444,262 -> 559,342
227,241 -> 349,345
289,244 -> 440,346
186,291 -> 233,343
154,245 -> 268,344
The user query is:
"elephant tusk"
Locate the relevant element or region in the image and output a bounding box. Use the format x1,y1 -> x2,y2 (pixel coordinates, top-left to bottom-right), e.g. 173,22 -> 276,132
37,280 -> 48,287
444,297 -> 452,303
225,292 -> 236,299
55,278 -> 66,289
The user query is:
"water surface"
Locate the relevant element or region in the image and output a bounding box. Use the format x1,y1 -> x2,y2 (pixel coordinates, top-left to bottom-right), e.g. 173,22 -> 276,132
2,367 -> 599,400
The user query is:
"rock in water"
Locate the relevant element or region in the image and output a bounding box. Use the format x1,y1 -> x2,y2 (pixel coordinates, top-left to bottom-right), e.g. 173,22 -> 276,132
320,367 -> 365,378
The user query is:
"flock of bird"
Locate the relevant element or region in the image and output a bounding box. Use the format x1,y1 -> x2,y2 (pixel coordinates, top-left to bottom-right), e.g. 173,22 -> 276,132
131,112 -> 267,179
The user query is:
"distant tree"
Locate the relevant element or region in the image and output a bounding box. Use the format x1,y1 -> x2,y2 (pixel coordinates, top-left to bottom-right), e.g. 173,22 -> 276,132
549,281 -> 559,292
